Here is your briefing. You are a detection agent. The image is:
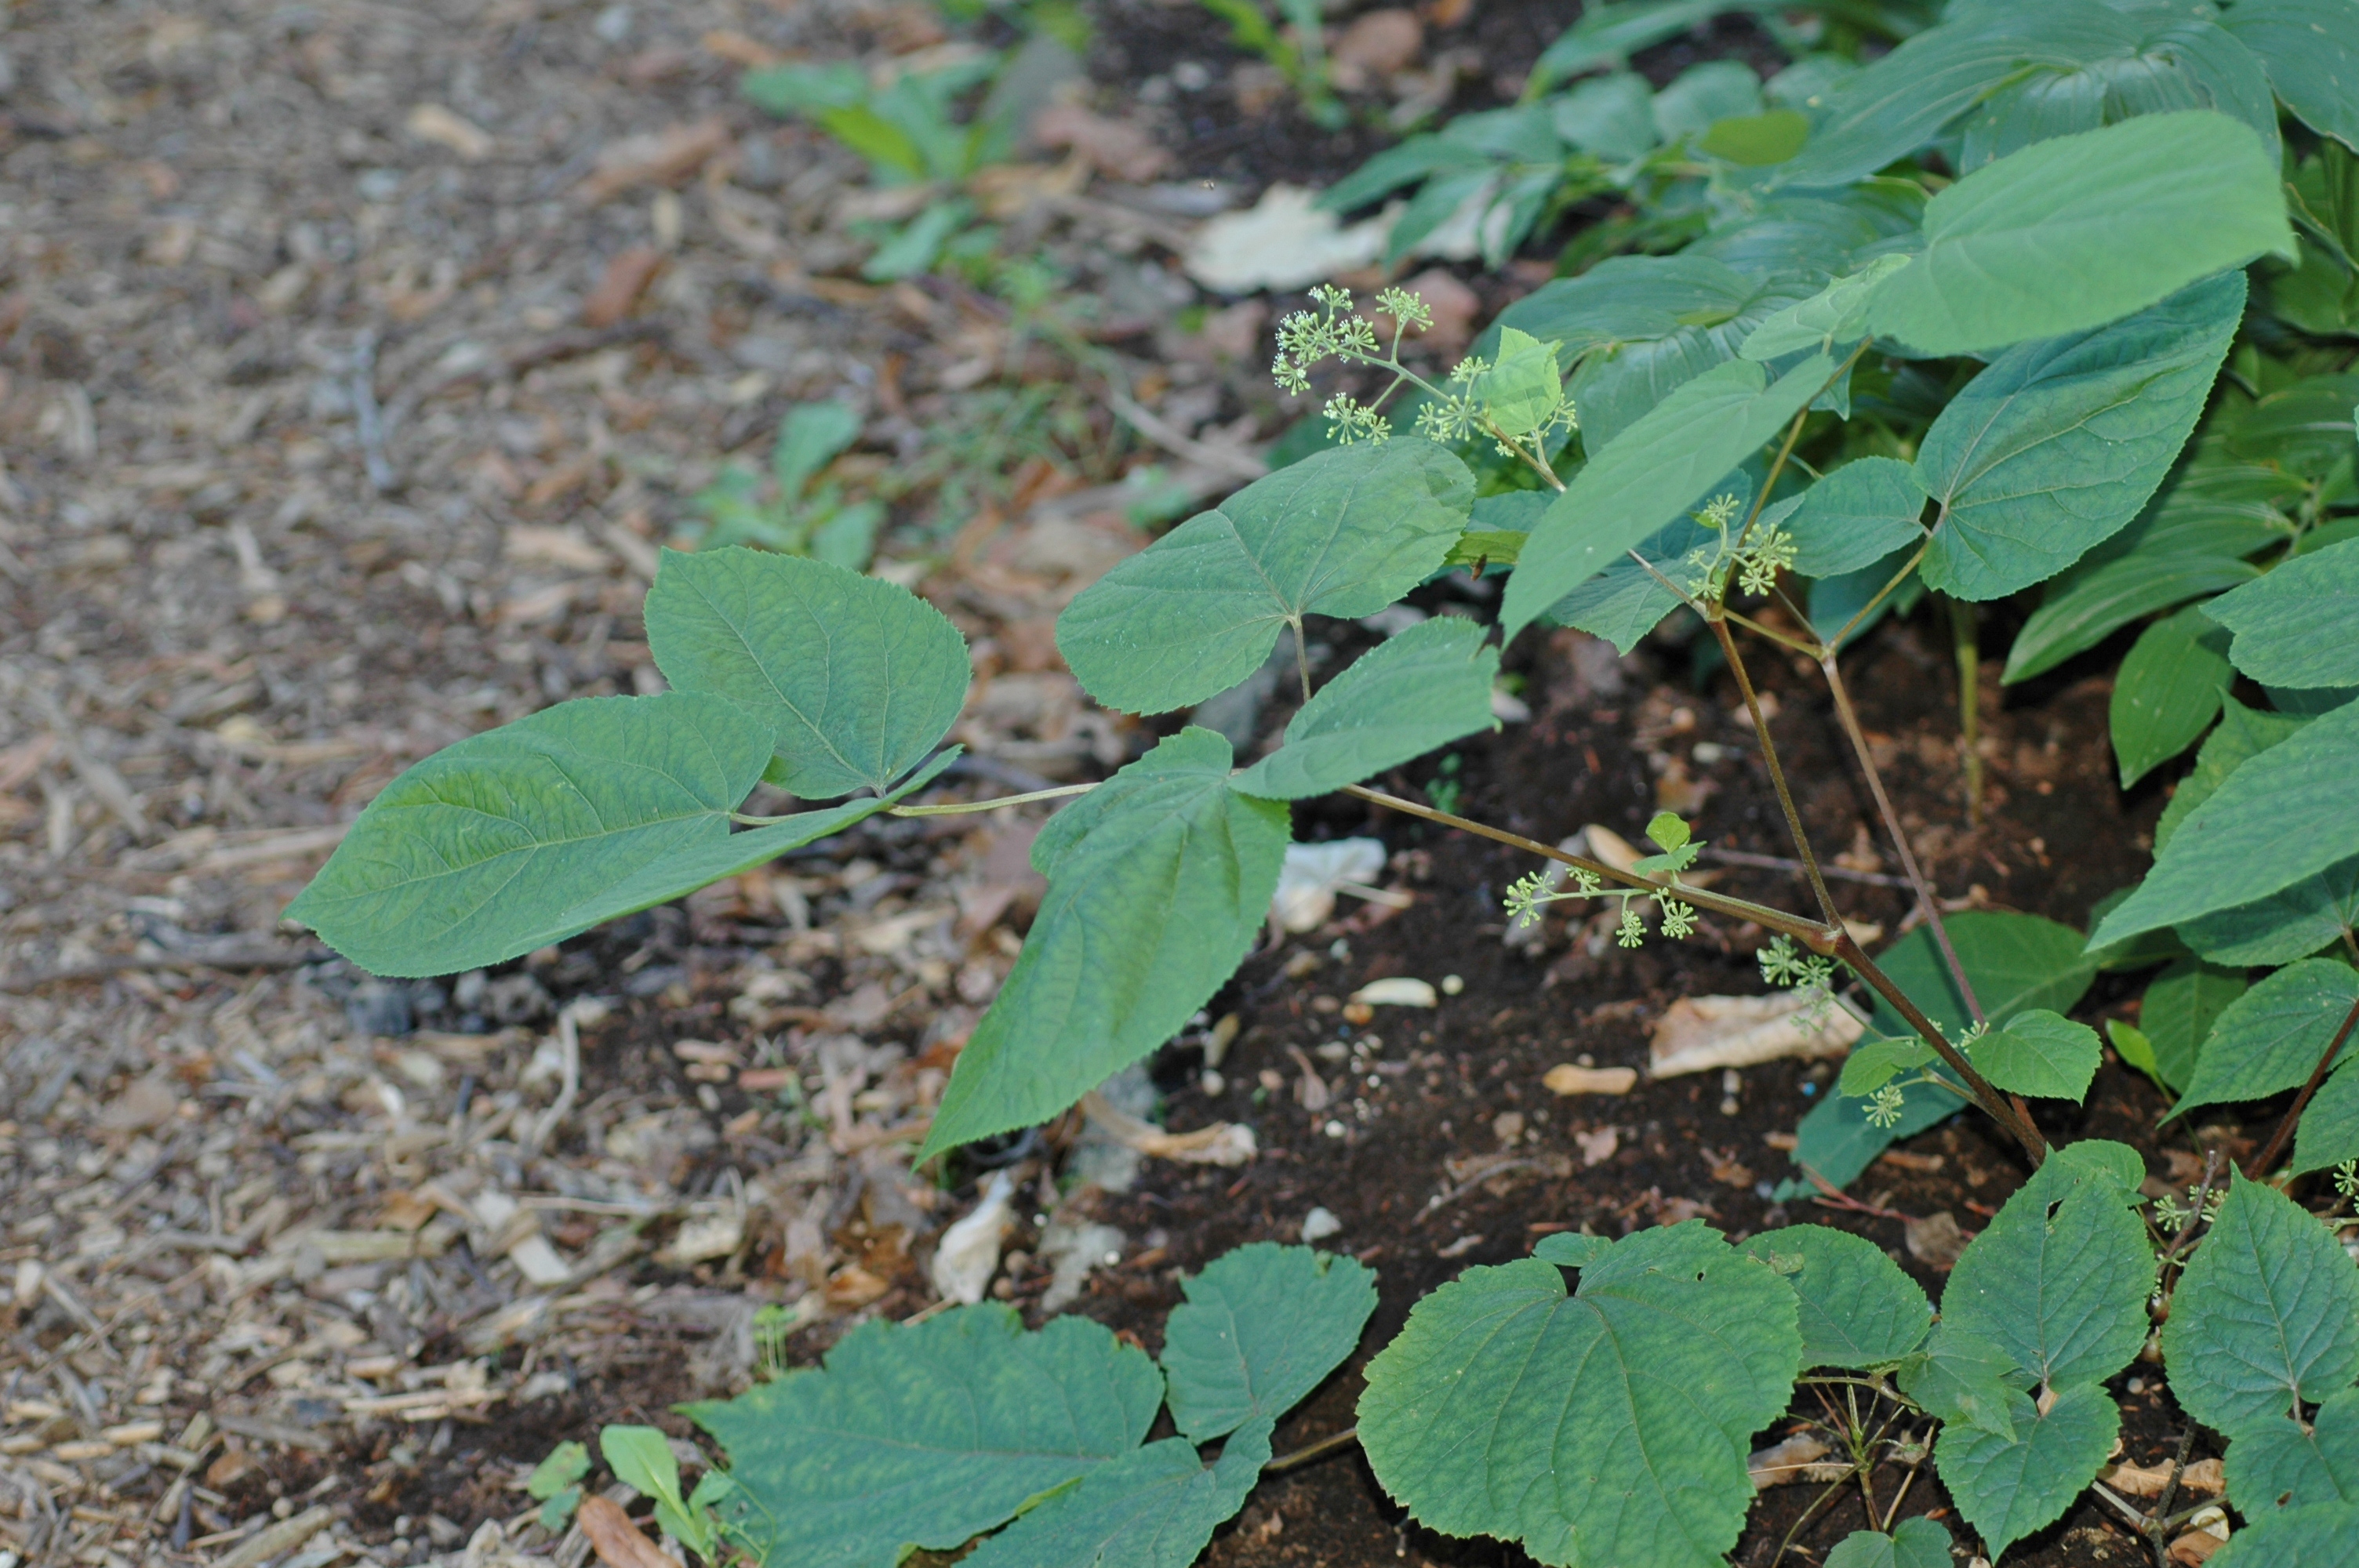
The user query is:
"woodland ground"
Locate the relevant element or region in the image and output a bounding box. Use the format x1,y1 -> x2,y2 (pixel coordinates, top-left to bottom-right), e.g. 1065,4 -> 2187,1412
0,3 -> 2230,1566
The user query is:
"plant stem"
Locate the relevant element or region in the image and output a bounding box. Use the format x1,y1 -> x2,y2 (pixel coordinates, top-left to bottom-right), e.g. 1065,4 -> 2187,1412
1263,1426 -> 1358,1473
1825,536 -> 1932,653
1834,929 -> 2049,1166
1947,596 -> 1984,831
2160,1149 -> 2223,1271
1820,655 -> 1986,1026
2146,1416 -> 2203,1568
2247,996 -> 2359,1179
877,782 -> 1097,818
1706,615 -> 1842,927
1340,783 -> 1835,944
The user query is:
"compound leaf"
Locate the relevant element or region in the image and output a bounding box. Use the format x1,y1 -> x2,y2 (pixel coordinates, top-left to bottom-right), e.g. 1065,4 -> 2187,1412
921,729 -> 1289,1156
1865,113 -> 2288,358
2205,538 -> 2359,690
958,1419 -> 1272,1568
1058,441 -> 1472,714
2165,1174 -> 2359,1440
1358,1223 -> 1800,1568
1913,274 -> 2246,603
1967,1009 -> 2103,1102
2165,958 -> 2359,1123
1501,354 -> 1834,639
1742,1225 -> 1932,1369
1941,1140 -> 2154,1391
2139,958 -> 2248,1091
1230,619 -> 1499,800
1898,1323 -> 2023,1442
2090,697 -> 2359,948
2222,0 -> 2359,153
1823,1518 -> 1954,1568
2111,606 -> 2233,786
2213,1501 -> 2359,1568
2225,1388 -> 2359,1516
285,694 -> 914,978
1160,1243 -> 1378,1444
1936,1382 -> 2119,1561
644,547 -> 969,799
685,1305 -> 1161,1568
1783,457 -> 1927,579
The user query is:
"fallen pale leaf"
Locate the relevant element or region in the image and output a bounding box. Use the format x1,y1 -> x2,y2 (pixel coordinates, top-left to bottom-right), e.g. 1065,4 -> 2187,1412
1648,992 -> 1865,1079
930,1169 -> 1016,1305
2102,1457 -> 2224,1498
1903,1210 -> 1968,1269
576,1496 -> 682,1568
1747,1432 -> 1841,1490
1271,838 -> 1387,932
1545,1065 -> 1638,1097
1081,1091 -> 1257,1167
1185,184 -> 1395,293
579,120 -> 731,205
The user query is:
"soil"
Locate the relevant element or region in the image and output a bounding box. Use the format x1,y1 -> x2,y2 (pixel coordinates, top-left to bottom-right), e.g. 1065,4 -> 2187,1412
0,3 -> 2261,1568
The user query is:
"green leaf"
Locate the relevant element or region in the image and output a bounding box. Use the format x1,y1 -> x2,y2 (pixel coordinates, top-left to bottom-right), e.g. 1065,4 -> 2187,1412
1823,1518 -> 1955,1568
1229,619 -> 1499,800
1838,1037 -> 1937,1098
1697,108 -> 1808,166
1783,458 -> 1927,579
644,547 -> 969,799
2225,1388 -> 2359,1515
2184,858 -> 2359,966
2205,538 -> 2359,690
538,1488 -> 581,1532
2154,696 -> 2312,853
284,695 -> 916,978
1968,1009 -> 2103,1102
1779,1076 -> 1966,1200
1358,1223 -> 1800,1568
2108,1021 -> 2166,1091
1160,1243 -> 1377,1444
2162,1173 -> 2359,1437
1501,354 -> 1834,639
2293,1057 -> 2359,1175
2089,697 -> 2359,948
2224,372 -> 2359,477
685,1305 -> 1161,1568
602,1425 -> 708,1553
1057,441 -> 1473,714
1865,112 -> 2288,358
1868,910 -> 2102,1041
2111,605 -> 2234,786
1481,328 -> 1564,439
1551,71 -> 1659,160
1529,0 -> 1792,88
1808,543 -> 1923,652
772,402 -> 863,497
526,1442 -> 591,1501
1941,1141 -> 2154,1390
2222,0 -> 2359,153
2167,959 -> 2359,1122
1739,256 -> 1914,364
1741,1225 -> 1932,1369
2209,1501 -> 2359,1568
921,730 -> 1289,1156
1897,1323 -> 2023,1442
2139,958 -> 2248,1091
1913,274 -> 2247,603
958,1418 -> 1272,1568
1546,514 -> 1713,654
1773,16 -> 2048,190
1936,1383 -> 2120,1561
1569,276 -> 1825,449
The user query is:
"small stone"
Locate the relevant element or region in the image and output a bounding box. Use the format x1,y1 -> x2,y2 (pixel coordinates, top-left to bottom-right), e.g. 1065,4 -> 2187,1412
1301,1207 -> 1342,1243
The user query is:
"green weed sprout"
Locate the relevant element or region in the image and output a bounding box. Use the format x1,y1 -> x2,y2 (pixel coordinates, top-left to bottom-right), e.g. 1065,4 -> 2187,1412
689,402 -> 883,571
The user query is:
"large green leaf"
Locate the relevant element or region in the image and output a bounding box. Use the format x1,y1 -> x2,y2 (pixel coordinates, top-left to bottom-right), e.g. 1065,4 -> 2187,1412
1898,1323 -> 2023,1442
1500,354 -> 1834,639
2209,1501 -> 2359,1568
1936,1383 -> 2120,1561
1940,1141 -> 2154,1392
685,1306 -> 1161,1568
1358,1223 -> 1800,1568
1229,619 -> 1499,800
2183,858 -> 2359,967
2088,696 -> 2359,947
1775,16 -> 2055,190
958,1420 -> 1271,1568
2002,457 -> 2294,683
1531,0 -> 1793,88
1783,457 -> 1927,579
1742,1225 -> 1932,1370
1738,256 -> 1914,365
2226,1388 -> 2359,1515
1823,1519 -> 1954,1568
285,695 -> 922,978
921,729 -> 1289,1155
1912,274 -> 2246,602
2110,605 -> 2233,786
2166,959 -> 2359,1123
2222,0 -> 2359,152
1057,441 -> 1472,714
1967,1009 -> 2103,1102
1547,514 -> 1715,655
2205,538 -> 2359,690
643,548 -> 969,798
2225,372 -> 2359,477
2139,958 -> 2248,1091
2154,696 -> 2312,852
1866,113 -> 2288,358
1568,274 -> 1824,450
1159,1243 -> 1377,1444
2163,1174 -> 2359,1438
2294,1057 -> 2359,1174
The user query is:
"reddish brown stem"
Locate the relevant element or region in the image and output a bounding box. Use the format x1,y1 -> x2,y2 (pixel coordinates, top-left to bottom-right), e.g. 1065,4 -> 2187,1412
2248,997 -> 2359,1179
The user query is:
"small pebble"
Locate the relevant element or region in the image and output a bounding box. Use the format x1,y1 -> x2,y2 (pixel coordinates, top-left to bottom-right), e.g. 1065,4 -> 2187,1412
1441,974 -> 1463,995
1302,1207 -> 1342,1243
